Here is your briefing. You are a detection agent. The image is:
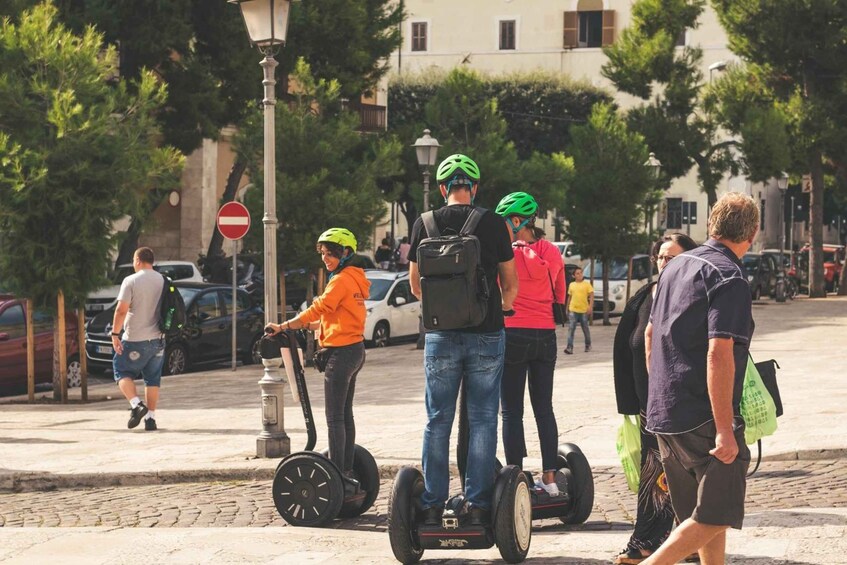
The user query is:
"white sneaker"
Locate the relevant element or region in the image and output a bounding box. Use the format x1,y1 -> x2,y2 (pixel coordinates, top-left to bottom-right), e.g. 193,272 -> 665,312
534,479 -> 560,497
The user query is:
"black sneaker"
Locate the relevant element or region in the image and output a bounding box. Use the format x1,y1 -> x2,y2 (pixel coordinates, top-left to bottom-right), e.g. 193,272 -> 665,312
144,418 -> 157,431
585,344 -> 592,352
467,505 -> 490,527
422,505 -> 443,526
127,402 -> 148,429
564,347 -> 573,355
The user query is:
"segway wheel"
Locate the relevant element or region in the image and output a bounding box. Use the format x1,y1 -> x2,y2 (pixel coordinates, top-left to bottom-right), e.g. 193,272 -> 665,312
273,452 -> 344,527
331,445 -> 380,518
387,466 -> 425,564
557,443 -> 595,525
493,465 -> 532,564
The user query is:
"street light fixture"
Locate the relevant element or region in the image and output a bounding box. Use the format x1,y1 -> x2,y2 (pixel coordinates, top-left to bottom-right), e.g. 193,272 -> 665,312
412,129 -> 441,213
644,152 -> 662,180
709,60 -> 727,83
230,0 -> 296,459
775,172 -> 790,303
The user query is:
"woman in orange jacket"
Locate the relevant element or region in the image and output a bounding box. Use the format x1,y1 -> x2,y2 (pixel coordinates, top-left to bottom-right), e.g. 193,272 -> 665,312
266,228 -> 370,479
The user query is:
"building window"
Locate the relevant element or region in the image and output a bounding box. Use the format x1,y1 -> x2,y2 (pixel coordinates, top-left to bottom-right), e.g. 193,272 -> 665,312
411,22 -> 427,52
666,198 -> 683,230
564,8 -> 615,49
675,29 -> 687,47
499,20 -> 516,50
682,201 -> 698,226
578,11 -> 603,47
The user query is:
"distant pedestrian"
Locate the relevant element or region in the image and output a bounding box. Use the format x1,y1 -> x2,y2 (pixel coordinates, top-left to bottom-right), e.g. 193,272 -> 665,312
111,247 -> 165,431
642,193 -> 758,565
495,191 -> 565,496
564,266 -> 593,354
396,237 -> 411,271
375,238 -> 392,270
612,233 -> 698,564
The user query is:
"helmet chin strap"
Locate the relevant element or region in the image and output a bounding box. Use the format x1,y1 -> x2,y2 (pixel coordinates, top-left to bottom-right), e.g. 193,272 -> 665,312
328,251 -> 353,280
510,217 -> 531,235
444,179 -> 477,203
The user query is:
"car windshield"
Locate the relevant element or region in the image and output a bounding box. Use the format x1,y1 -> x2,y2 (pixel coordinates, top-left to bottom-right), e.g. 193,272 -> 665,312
367,277 -> 394,301
823,251 -> 836,262
583,258 -> 630,280
177,287 -> 200,304
155,264 -> 196,280
743,255 -> 760,273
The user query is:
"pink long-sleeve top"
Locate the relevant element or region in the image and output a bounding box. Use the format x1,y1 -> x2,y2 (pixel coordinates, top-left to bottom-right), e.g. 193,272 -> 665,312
507,238 -> 567,329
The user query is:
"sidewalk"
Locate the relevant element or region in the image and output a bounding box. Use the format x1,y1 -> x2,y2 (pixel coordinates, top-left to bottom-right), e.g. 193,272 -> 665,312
1,295 -> 845,492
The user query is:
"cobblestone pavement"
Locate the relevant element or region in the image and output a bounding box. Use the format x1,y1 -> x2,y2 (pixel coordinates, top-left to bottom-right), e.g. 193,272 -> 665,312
2,460 -> 844,530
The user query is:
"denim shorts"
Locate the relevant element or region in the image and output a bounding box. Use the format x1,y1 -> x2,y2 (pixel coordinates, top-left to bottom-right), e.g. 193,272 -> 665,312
113,338 -> 166,387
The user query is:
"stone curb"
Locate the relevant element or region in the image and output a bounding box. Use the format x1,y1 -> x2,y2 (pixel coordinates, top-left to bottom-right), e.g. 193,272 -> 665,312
4,449 -> 844,493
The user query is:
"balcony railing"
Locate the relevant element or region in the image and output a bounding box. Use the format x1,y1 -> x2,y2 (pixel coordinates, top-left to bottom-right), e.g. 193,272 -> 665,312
355,103 -> 386,132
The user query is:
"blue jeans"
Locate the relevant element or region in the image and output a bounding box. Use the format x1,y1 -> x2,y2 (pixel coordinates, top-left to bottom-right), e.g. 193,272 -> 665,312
421,329 -> 505,510
113,338 -> 165,386
567,312 -> 591,349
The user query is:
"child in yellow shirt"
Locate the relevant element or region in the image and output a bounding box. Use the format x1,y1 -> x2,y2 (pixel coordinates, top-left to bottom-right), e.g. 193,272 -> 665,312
566,267 -> 593,354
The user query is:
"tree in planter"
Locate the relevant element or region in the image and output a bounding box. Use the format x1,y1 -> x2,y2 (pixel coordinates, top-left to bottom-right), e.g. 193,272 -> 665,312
710,0 -> 847,298
564,104 -> 653,325
387,68 -> 573,231
233,60 -> 402,298
0,3 -> 183,396
601,0 -> 739,207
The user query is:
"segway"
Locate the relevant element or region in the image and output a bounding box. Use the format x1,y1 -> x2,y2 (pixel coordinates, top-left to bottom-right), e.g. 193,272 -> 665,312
263,330 -> 380,527
388,379 -> 533,564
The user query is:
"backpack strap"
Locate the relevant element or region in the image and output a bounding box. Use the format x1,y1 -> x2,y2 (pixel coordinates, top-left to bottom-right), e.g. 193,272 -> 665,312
421,211 -> 440,238
459,207 -> 485,236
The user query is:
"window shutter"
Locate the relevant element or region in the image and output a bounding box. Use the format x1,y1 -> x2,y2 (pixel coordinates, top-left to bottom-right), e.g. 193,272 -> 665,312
563,11 -> 578,48
601,10 -> 615,46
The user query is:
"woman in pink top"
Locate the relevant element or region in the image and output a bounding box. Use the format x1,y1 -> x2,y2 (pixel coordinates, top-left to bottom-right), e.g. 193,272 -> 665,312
495,192 -> 566,495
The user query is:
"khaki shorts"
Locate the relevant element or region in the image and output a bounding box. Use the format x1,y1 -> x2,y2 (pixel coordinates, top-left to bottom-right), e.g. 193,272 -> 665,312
656,419 -> 750,529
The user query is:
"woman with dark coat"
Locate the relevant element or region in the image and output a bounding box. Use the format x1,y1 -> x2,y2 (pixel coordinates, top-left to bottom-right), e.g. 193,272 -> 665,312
613,233 -> 698,565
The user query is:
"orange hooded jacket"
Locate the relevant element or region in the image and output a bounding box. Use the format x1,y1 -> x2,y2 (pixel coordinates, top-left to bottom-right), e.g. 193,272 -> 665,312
295,266 -> 370,347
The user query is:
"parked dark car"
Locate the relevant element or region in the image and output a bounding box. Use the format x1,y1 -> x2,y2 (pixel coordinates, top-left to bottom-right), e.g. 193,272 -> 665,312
742,252 -> 779,300
85,283 -> 264,376
0,294 -> 81,392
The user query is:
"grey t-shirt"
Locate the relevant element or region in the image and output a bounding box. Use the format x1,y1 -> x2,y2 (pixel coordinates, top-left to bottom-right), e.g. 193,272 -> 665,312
117,269 -> 164,341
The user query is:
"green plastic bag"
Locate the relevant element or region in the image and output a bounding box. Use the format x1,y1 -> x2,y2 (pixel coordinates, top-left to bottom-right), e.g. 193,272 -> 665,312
616,415 -> 641,494
740,357 -> 778,445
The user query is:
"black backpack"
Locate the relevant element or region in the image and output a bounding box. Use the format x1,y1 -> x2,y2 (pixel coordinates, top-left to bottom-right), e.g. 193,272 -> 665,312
158,276 -> 186,335
417,208 -> 489,330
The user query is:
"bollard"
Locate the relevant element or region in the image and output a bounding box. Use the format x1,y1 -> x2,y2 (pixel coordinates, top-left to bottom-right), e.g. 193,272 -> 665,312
256,334 -> 291,458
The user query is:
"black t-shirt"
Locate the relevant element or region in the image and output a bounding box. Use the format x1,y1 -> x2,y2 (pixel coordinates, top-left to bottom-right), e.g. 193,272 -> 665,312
408,204 -> 514,334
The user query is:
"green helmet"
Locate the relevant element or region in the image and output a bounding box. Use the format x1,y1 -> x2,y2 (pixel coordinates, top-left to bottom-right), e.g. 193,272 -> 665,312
317,227 -> 357,253
496,192 -> 538,218
436,154 -> 481,183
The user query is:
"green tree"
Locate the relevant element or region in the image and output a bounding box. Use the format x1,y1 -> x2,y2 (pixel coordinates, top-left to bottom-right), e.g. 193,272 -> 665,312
233,59 -> 402,281
564,104 -> 653,325
711,0 -> 847,298
0,3 -> 183,387
602,0 -> 739,206
388,68 -> 574,233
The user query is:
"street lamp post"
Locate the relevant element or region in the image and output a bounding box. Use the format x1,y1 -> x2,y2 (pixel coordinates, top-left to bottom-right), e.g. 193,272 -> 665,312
643,152 -> 662,284
230,0 -> 294,458
412,129 -> 441,212
775,172 -> 789,303
412,129 -> 440,349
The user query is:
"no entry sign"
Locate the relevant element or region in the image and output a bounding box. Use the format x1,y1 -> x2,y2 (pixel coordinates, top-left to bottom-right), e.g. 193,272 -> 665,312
216,202 -> 251,240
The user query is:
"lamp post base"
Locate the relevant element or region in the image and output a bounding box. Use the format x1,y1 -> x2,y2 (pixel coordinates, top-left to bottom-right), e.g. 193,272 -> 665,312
256,360 -> 291,458
257,435 -> 291,459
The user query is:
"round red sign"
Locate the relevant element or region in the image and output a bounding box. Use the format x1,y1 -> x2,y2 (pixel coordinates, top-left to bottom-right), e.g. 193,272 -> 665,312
216,201 -> 251,240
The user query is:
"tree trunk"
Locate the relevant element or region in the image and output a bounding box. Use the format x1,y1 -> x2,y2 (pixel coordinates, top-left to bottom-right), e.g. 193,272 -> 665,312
397,191 -> 419,239
206,159 -> 248,261
808,151 -> 826,298
602,257 -> 611,326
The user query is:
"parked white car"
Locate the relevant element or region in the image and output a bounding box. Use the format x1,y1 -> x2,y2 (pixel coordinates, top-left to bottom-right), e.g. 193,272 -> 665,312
363,271 -> 421,347
584,255 -> 654,315
85,260 -> 204,318
552,241 -> 583,265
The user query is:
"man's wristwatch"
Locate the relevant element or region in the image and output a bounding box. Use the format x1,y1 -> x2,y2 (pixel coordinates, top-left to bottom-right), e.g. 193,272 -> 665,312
111,332 -> 121,337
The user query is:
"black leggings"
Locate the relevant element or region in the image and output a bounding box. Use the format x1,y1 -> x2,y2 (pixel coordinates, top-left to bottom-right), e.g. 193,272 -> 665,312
500,328 -> 559,471
324,342 -> 366,473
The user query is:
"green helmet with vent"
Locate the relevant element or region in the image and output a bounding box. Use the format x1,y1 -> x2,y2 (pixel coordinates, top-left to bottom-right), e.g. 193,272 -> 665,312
317,227 -> 357,253
436,154 -> 481,184
496,192 -> 538,218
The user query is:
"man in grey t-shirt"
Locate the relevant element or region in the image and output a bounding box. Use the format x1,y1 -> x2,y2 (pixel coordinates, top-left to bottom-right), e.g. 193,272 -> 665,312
111,247 -> 165,430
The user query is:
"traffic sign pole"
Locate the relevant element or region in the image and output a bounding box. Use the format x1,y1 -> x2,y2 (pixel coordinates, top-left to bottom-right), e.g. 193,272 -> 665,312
216,202 -> 251,372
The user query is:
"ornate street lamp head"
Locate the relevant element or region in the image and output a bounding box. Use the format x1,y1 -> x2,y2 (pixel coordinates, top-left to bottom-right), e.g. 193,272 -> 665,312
229,0 -> 295,49
412,129 -> 441,170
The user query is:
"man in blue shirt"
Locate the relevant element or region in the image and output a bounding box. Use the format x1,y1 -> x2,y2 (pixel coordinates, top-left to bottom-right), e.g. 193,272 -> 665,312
642,193 -> 759,565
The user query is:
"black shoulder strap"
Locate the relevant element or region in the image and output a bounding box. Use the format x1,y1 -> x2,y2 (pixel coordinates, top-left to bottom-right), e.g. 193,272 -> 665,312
459,207 -> 485,236
747,439 -> 762,477
421,211 -> 440,238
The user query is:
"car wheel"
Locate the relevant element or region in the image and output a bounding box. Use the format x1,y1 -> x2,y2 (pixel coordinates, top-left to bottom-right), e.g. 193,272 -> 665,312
66,355 -> 82,388
242,333 -> 262,365
372,321 -> 390,348
164,343 -> 188,376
